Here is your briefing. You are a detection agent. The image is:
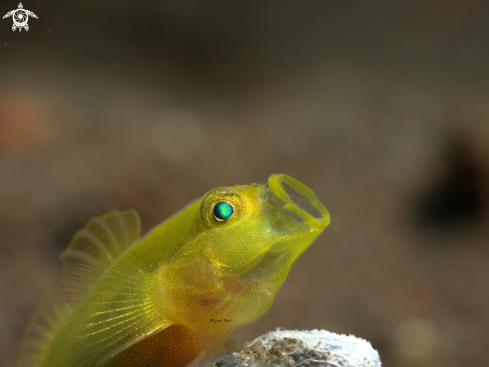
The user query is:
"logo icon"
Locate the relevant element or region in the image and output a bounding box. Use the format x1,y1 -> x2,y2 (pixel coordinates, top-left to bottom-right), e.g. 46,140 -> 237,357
3,3 -> 37,32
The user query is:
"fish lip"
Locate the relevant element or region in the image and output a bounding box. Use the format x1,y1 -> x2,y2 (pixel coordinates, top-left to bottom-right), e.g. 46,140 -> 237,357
259,174 -> 330,233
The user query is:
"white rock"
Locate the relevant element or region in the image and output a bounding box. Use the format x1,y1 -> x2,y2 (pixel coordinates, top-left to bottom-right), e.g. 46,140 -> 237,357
205,328 -> 382,367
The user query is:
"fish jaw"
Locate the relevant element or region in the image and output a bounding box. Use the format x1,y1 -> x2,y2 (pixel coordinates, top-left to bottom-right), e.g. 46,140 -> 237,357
259,173 -> 330,235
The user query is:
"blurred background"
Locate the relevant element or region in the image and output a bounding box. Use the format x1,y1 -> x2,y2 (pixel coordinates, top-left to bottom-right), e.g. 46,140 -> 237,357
1,0 -> 489,366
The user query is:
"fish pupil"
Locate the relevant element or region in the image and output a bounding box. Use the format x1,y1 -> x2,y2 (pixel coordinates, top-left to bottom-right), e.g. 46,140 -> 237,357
213,202 -> 233,221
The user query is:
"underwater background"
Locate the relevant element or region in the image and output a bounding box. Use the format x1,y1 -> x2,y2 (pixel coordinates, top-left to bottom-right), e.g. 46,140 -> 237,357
1,1 -> 489,366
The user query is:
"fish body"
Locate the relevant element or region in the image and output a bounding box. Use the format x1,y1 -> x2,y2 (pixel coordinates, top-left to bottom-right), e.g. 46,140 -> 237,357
18,174 -> 330,367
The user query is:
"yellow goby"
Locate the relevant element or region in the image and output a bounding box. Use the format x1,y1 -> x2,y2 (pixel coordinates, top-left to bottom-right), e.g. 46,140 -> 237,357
18,174 -> 330,367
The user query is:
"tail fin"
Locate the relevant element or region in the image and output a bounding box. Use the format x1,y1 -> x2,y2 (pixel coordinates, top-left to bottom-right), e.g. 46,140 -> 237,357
17,288 -> 65,367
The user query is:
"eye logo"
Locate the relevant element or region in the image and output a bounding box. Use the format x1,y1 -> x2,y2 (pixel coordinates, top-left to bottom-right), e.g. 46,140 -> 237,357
3,3 -> 38,32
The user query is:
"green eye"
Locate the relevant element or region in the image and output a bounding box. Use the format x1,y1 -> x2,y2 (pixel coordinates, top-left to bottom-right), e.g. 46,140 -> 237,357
213,202 -> 234,221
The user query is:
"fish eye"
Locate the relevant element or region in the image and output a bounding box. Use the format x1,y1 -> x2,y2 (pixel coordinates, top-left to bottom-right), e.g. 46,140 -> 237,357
213,201 -> 234,221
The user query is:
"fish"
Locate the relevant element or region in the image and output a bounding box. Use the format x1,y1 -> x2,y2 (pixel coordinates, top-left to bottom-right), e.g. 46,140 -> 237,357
17,174 -> 330,367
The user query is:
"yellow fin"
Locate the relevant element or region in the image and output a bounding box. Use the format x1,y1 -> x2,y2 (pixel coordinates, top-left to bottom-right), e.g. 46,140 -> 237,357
52,209 -> 170,366
60,209 -> 141,304
54,262 -> 169,367
17,288 -> 65,367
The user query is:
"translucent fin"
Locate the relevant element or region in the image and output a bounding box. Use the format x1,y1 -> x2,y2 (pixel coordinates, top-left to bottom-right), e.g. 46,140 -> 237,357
17,288 -> 66,367
219,336 -> 239,354
60,209 -> 141,304
201,335 -> 238,365
53,262 -> 170,367
50,209 -> 173,366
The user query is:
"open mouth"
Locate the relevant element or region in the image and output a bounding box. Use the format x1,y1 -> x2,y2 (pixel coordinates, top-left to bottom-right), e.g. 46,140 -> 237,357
259,174 -> 330,234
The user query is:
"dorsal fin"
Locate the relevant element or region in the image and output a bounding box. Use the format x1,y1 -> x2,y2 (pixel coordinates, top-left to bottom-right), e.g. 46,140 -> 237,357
60,209 -> 141,304
17,288 -> 66,367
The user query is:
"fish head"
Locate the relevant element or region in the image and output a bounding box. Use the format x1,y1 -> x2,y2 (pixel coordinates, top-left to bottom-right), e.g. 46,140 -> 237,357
164,174 -> 330,341
197,174 -> 330,284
